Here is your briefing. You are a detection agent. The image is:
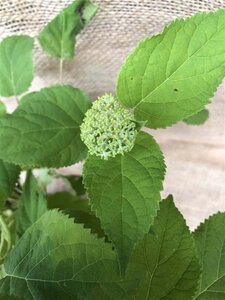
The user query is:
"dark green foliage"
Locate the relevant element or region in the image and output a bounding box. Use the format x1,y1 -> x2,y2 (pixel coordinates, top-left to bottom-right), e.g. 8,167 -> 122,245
0,85 -> 91,168
0,5 -> 224,300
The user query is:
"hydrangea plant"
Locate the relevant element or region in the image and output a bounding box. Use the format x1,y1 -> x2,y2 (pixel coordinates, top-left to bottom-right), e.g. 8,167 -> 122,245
0,2 -> 224,299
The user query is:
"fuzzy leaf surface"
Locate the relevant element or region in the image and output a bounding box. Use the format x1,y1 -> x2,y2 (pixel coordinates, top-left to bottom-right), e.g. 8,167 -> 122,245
0,160 -> 20,209
38,0 -> 97,59
0,36 -> 34,97
83,131 -> 165,272
0,85 -> 91,168
194,212 -> 225,299
0,210 -> 131,300
117,10 -> 225,128
16,172 -> 47,237
133,196 -> 200,299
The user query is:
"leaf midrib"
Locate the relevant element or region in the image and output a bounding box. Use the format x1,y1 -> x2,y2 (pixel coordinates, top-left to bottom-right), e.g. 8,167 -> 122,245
6,235 -> 121,284
144,210 -> 169,300
136,21 -> 225,107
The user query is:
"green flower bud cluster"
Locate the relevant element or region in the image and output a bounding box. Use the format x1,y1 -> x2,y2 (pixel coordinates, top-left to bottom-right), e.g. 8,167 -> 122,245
80,94 -> 137,160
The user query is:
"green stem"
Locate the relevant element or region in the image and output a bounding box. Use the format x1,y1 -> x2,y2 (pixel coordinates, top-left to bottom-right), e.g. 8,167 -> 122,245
0,215 -> 12,258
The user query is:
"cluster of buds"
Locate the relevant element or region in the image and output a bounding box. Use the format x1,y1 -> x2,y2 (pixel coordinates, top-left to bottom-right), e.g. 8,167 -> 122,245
80,94 -> 137,160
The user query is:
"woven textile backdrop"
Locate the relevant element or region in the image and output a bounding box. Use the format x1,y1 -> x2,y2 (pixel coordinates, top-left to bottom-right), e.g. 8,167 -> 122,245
0,0 -> 225,229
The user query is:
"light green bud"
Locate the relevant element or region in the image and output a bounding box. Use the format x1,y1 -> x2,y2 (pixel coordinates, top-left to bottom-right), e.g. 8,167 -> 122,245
80,94 -> 137,159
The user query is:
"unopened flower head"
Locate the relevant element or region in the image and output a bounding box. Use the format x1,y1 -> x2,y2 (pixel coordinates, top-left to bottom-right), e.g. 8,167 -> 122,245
80,94 -> 137,159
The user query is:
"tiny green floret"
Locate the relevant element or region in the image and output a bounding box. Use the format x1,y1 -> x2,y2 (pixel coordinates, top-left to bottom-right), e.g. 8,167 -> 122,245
80,94 -> 137,159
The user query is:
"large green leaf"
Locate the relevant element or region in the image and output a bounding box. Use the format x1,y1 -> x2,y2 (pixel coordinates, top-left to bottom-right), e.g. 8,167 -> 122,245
117,10 -> 225,128
0,160 -> 20,210
83,131 -> 165,273
183,109 -> 209,125
0,210 -> 130,300
0,103 -> 20,209
0,85 -> 91,168
38,0 -> 97,59
133,196 -> 200,299
194,212 -> 225,299
16,172 -> 47,237
87,231 -> 148,299
0,36 -> 34,97
0,108 -> 20,209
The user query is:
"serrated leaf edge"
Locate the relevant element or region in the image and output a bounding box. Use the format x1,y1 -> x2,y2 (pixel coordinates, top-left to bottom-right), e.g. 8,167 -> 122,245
116,10 -> 225,129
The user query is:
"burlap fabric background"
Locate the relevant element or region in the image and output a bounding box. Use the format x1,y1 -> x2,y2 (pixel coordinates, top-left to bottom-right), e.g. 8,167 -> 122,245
0,0 -> 225,229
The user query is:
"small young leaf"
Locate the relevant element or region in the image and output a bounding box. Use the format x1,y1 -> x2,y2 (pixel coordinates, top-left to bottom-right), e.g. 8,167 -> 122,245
132,196 -> 200,299
0,85 -> 91,168
183,109 -> 209,125
0,210 -> 122,300
117,10 -> 225,128
194,212 -> 225,299
83,131 -> 166,273
38,0 -> 97,59
16,172 -> 47,237
0,160 -> 20,210
35,168 -> 56,192
0,102 -> 6,116
82,0 -> 98,24
0,36 -> 34,97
